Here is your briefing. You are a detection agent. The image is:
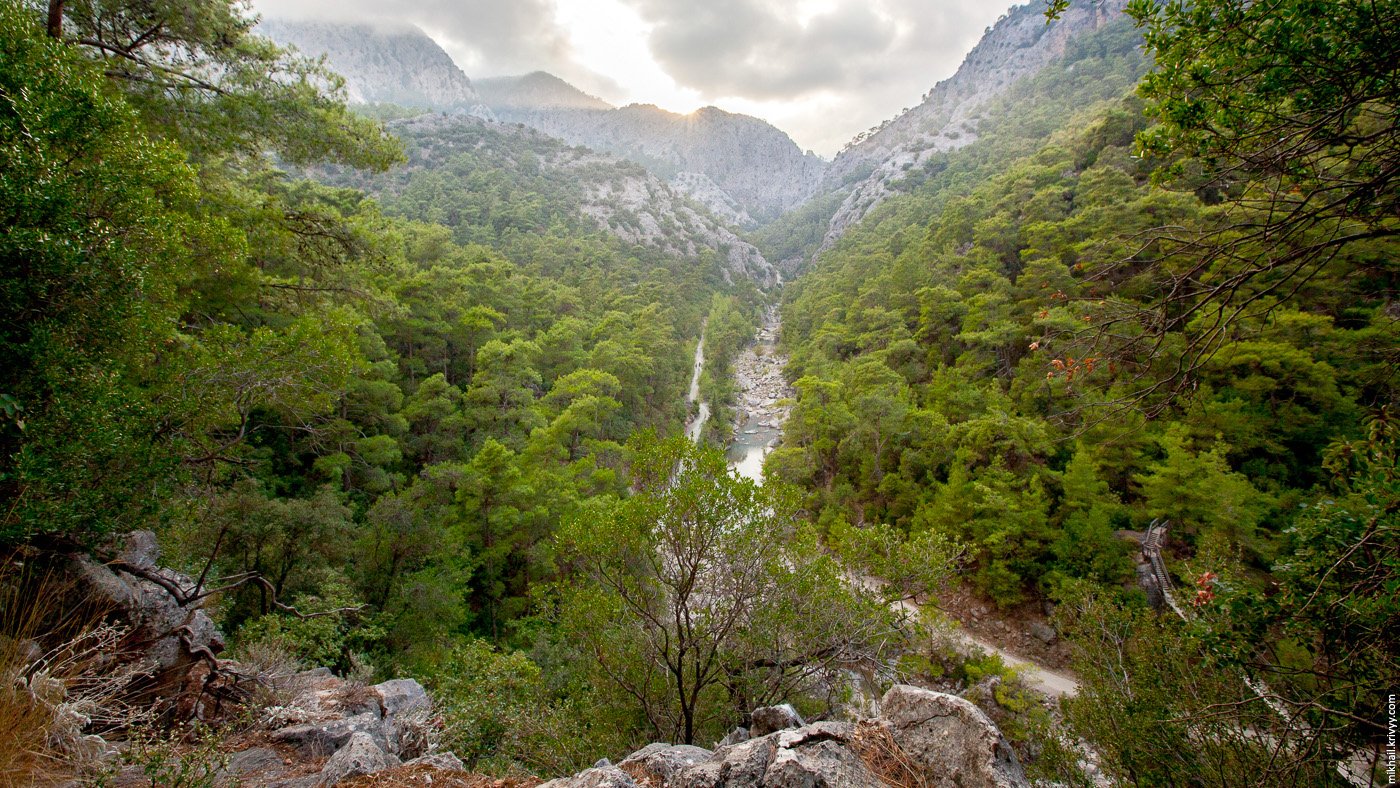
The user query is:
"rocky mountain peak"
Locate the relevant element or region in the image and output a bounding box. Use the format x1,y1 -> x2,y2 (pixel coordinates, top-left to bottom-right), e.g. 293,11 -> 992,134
475,71 -> 614,111
258,18 -> 484,111
481,94 -> 826,227
816,0 -> 1131,249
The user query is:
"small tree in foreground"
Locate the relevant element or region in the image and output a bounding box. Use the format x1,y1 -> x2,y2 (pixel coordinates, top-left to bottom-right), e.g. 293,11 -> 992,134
553,434 -> 954,745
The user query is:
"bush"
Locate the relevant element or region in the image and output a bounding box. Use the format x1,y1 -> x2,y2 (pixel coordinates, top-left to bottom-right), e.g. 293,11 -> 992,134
428,639 -> 613,777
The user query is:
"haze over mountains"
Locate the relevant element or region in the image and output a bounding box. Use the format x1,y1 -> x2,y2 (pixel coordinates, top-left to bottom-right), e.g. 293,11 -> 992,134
265,2 -> 1131,264
258,19 -> 488,112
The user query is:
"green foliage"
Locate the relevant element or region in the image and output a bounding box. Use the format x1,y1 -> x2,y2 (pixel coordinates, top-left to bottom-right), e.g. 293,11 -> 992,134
0,4 -> 215,542
118,722 -> 228,788
236,576 -> 380,674
551,434 -> 932,746
429,639 -> 614,776
49,0 -> 401,168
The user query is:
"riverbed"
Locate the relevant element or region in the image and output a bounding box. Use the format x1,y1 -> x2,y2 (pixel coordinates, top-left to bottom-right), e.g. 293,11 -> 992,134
724,307 -> 791,482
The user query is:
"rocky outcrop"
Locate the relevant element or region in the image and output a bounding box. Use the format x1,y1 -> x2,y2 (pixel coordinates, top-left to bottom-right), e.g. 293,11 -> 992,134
541,687 -> 1028,788
58,531 -> 225,697
258,19 -> 488,114
484,94 -> 827,227
39,532 -> 461,786
880,685 -> 1027,787
377,114 -> 775,284
317,731 -> 401,785
815,0 -> 1131,251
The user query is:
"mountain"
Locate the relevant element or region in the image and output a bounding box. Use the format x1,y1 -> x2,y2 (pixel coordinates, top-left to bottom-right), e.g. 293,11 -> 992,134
318,113 -> 774,284
812,0 -> 1131,252
481,83 -> 827,227
475,72 -> 614,111
258,19 -> 485,112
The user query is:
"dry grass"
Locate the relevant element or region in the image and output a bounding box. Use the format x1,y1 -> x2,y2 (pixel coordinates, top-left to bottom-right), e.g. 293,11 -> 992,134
852,720 -> 932,788
338,764 -> 541,787
0,555 -> 164,785
1,559 -> 134,785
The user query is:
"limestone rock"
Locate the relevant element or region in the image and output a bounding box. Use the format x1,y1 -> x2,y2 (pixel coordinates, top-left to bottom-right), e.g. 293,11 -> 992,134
765,739 -> 882,788
749,703 -> 805,737
405,752 -> 465,771
716,727 -> 750,747
259,20 -> 480,110
538,763 -> 640,788
271,711 -> 388,758
369,115 -> 775,286
481,97 -> 825,225
879,685 -> 1028,787
1028,622 -> 1058,645
317,732 -> 400,786
618,743 -> 713,784
815,0 -> 1134,256
61,539 -> 224,688
547,686 -> 1029,788
374,678 -> 431,716
219,747 -> 286,784
118,530 -> 160,570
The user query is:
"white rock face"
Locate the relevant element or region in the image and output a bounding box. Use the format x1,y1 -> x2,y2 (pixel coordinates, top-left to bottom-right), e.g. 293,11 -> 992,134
258,19 -> 481,110
816,0 -> 1130,251
485,96 -> 827,226
384,114 -> 774,284
567,156 -> 773,284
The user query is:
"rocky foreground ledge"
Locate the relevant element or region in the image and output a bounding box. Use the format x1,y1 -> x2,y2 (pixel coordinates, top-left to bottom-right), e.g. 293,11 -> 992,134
540,686 -> 1028,788
35,531 -> 1030,787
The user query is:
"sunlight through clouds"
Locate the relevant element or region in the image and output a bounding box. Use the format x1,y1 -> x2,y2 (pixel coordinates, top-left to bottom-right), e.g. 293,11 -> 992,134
252,0 -> 1007,155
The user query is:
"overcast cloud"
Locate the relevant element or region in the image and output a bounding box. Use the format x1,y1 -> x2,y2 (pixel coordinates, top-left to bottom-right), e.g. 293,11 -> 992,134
252,0 -> 1008,156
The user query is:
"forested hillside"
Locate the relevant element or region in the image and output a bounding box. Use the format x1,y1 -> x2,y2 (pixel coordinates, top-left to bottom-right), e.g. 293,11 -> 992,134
776,2 -> 1397,783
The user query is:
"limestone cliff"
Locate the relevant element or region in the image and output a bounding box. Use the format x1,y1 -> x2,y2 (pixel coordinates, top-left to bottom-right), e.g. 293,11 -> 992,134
344,113 -> 774,284
483,85 -> 826,227
258,19 -> 486,113
816,0 -> 1131,250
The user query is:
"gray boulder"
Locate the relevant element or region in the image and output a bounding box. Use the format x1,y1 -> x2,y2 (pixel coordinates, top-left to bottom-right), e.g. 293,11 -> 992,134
675,723 -> 861,788
1028,622 -> 1057,645
749,703 -> 805,737
405,751 -> 465,771
879,685 -> 1028,787
271,711 -> 388,757
618,743 -> 713,783
118,530 -> 160,570
538,763 -> 640,787
218,747 -> 286,785
374,678 -> 431,716
64,539 -> 224,679
546,685 -> 1029,788
317,732 -> 400,786
765,738 -> 882,788
715,726 -> 749,747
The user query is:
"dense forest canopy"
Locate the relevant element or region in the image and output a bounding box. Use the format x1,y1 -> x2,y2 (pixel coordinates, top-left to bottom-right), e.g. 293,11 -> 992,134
0,0 -> 1395,784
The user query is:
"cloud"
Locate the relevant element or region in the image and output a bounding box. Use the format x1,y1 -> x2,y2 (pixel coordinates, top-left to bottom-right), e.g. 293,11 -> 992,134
251,0 -> 1010,156
622,0 -> 993,100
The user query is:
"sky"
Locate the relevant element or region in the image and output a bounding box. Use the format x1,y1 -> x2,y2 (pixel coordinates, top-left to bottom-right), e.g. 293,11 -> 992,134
252,0 -> 1013,157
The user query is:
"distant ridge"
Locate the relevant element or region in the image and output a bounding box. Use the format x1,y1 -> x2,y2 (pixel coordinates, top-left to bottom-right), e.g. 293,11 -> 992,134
480,79 -> 826,227
475,72 -> 613,111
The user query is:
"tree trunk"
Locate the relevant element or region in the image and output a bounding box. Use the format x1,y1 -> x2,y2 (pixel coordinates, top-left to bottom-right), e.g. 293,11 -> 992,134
45,0 -> 63,38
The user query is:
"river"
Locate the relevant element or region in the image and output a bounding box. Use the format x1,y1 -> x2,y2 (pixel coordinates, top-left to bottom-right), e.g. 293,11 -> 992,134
689,306 -> 1081,700
684,329 -> 710,443
723,307 -> 790,482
